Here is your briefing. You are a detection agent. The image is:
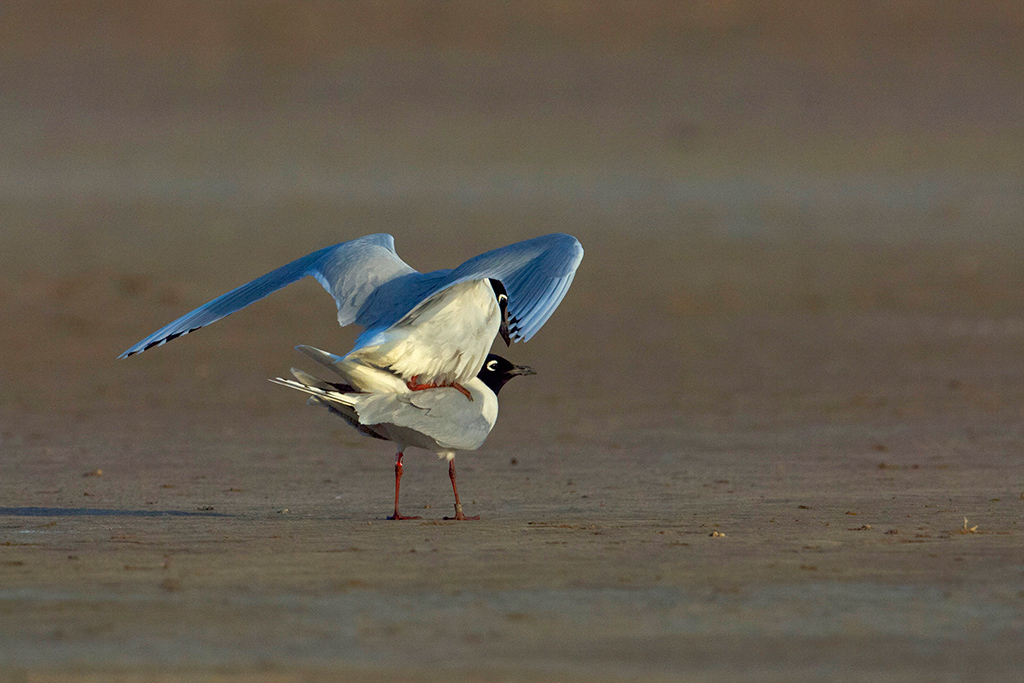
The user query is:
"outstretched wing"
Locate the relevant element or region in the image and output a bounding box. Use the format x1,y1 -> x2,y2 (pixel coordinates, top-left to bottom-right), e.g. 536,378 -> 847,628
119,234 -> 415,358
443,233 -> 583,342
354,233 -> 584,345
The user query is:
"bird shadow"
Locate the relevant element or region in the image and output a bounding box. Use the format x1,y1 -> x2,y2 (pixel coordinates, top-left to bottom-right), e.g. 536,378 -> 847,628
0,506 -> 229,518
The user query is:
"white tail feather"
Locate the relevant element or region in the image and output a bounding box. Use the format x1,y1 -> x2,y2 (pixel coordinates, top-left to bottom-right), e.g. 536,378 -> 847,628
289,367 -> 338,392
296,345 -> 408,393
269,377 -> 357,408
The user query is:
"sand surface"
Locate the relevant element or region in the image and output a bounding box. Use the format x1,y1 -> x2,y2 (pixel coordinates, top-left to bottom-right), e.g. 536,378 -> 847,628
3,227 -> 1024,681
2,8 -> 1024,680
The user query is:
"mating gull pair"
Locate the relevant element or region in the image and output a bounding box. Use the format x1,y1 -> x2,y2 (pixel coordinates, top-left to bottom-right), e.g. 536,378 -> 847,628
121,233 -> 583,519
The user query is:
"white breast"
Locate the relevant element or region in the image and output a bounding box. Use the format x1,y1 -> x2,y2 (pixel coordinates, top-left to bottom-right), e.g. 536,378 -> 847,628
348,279 -> 500,385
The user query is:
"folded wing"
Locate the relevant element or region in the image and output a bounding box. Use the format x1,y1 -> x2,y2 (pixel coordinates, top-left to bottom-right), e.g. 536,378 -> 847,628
350,387 -> 495,451
269,376 -> 494,452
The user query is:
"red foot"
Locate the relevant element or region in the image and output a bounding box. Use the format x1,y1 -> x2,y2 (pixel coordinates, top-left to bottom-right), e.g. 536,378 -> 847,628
407,376 -> 472,401
387,513 -> 421,520
443,512 -> 480,521
443,504 -> 480,521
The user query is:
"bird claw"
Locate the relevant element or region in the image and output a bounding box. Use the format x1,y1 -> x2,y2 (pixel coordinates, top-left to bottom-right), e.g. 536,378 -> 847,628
407,377 -> 473,401
387,513 -> 421,520
444,504 -> 479,521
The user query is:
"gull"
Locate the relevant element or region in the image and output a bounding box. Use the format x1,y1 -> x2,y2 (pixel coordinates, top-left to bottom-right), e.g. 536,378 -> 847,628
271,345 -> 535,520
120,233 -> 582,396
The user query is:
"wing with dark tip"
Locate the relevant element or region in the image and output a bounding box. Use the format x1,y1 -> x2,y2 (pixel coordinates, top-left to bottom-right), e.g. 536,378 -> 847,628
436,233 -> 584,342
119,234 -> 415,358
121,233 -> 582,360
333,235 -> 583,363
349,233 -> 583,351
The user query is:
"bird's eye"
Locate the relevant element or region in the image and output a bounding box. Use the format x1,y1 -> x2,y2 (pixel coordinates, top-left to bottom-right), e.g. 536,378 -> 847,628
486,360 -> 498,371
498,294 -> 508,305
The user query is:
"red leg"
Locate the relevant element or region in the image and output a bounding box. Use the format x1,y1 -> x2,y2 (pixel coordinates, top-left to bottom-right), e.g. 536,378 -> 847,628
443,459 -> 479,521
407,375 -> 436,391
388,452 -> 420,520
407,377 -> 473,401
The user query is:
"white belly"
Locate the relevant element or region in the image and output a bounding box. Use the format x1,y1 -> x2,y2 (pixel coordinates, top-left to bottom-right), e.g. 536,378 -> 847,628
348,279 -> 499,385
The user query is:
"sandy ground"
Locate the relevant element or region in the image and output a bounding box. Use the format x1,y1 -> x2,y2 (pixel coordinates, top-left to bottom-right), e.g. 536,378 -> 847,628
2,13 -> 1024,679
2,224 -> 1024,681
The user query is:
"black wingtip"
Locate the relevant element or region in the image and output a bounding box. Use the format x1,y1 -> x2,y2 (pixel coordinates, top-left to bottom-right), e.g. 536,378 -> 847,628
120,326 -> 203,360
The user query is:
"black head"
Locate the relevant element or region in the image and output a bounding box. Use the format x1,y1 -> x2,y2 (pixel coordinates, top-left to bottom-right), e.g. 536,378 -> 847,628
476,354 -> 535,395
489,279 -> 511,347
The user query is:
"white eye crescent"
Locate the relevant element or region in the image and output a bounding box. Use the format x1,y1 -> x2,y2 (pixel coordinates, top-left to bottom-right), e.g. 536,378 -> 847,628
486,360 -> 498,371
498,294 -> 508,305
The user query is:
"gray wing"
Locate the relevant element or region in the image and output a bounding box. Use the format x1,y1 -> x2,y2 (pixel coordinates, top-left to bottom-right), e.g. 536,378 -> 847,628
119,234 -> 415,358
353,390 -> 493,451
354,233 -> 584,346
449,233 -> 583,342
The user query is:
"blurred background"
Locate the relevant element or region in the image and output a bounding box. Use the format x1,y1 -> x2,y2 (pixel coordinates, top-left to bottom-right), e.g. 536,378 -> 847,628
2,1 -> 1023,413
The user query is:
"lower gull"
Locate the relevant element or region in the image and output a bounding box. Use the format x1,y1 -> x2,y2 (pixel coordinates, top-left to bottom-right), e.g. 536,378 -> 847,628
271,346 -> 535,520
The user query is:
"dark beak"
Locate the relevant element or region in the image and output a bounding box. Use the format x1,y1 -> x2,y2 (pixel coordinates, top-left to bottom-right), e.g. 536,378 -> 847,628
511,363 -> 536,377
499,317 -> 512,346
